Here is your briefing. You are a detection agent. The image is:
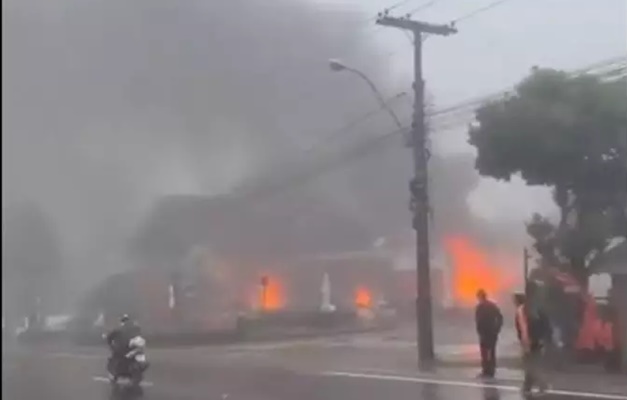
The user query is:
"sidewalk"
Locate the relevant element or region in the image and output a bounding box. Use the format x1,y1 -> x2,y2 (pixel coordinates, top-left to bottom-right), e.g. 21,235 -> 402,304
312,345 -> 627,397
422,366 -> 627,397
323,365 -> 627,398
251,335 -> 627,397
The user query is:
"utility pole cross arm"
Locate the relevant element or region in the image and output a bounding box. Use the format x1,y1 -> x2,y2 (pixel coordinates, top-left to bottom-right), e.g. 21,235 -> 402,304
376,16 -> 457,36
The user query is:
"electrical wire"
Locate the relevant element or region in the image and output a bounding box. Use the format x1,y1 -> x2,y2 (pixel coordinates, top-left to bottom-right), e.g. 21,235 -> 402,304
305,92 -> 408,154
239,93 -> 409,196
238,56 -> 627,200
451,0 -> 515,24
407,0 -> 443,16
422,0 -> 516,41
383,0 -> 418,13
240,125 -> 409,200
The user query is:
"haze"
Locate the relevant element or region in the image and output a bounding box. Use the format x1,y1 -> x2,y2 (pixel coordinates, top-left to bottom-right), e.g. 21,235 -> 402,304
3,0 -> 624,314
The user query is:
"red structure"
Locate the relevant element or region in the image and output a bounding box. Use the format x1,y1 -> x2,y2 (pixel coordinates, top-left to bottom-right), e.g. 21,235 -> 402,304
537,267 -> 618,357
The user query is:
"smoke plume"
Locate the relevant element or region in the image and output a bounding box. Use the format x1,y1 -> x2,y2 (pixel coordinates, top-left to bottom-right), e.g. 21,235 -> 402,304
2,0 -> 525,310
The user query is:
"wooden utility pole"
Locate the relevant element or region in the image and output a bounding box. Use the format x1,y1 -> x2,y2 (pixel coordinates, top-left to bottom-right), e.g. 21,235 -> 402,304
376,14 -> 456,365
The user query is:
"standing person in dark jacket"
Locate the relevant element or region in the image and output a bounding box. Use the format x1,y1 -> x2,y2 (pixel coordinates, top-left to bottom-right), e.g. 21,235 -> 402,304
475,289 -> 504,378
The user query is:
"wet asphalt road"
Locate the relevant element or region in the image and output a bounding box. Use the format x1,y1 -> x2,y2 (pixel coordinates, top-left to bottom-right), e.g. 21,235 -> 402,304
3,339 -> 626,400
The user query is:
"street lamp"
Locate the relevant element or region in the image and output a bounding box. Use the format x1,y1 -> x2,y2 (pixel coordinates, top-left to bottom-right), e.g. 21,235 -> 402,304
329,59 -> 348,72
328,59 -> 404,130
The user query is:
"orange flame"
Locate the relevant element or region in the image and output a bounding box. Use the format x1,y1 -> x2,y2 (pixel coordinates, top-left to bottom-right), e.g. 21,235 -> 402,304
445,236 -> 516,307
354,286 -> 373,309
258,275 -> 286,311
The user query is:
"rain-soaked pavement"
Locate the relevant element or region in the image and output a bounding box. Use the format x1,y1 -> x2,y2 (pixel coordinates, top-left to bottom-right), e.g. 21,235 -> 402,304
3,336 -> 626,400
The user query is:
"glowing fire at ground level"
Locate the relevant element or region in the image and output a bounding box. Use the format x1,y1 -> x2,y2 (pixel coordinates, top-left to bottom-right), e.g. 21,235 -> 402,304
256,275 -> 286,312
254,276 -> 375,312
127,241 -> 520,332
445,235 -> 518,307
354,286 -> 373,309
248,236 -> 518,314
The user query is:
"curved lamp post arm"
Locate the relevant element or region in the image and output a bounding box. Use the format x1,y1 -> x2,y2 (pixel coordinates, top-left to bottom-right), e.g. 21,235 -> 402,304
345,67 -> 404,129
330,59 -> 404,130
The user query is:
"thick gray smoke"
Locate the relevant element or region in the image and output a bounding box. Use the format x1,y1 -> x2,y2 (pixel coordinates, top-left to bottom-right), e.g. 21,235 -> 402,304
2,0 -> 523,315
2,0 -> 405,297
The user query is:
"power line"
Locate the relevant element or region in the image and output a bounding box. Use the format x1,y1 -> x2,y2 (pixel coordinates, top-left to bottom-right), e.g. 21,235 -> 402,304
305,92 -> 409,154
451,0 -> 516,24
383,0 -> 419,13
407,0 -> 443,16
426,55 -> 627,124
238,92 -> 409,195
239,125 -> 409,200
273,56 -> 626,191
238,56 -> 626,200
422,0 -> 516,41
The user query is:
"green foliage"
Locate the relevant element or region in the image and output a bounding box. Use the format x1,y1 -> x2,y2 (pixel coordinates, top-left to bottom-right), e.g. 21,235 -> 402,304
470,69 -> 627,278
470,71 -> 626,193
526,213 -> 557,263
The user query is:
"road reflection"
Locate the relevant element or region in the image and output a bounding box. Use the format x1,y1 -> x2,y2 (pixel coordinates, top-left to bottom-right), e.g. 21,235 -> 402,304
420,383 -> 441,400
482,385 -> 501,400
420,381 -> 504,400
109,385 -> 143,400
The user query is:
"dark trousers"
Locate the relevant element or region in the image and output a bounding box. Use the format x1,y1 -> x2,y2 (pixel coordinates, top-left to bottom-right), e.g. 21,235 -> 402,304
479,335 -> 498,377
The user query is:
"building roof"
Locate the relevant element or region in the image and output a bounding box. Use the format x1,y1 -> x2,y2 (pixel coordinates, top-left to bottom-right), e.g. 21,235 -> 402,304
130,193 -> 374,264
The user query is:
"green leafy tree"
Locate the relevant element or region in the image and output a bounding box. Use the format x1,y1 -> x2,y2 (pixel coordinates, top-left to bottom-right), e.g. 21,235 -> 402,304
469,68 -> 627,281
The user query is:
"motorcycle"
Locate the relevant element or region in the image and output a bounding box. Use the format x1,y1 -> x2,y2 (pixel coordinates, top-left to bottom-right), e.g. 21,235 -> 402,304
106,334 -> 149,389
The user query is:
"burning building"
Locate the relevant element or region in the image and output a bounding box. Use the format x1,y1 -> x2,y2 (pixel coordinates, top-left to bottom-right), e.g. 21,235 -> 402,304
81,251 -> 400,333
81,194 -> 521,333
79,194 -> 399,333
283,252 -> 398,312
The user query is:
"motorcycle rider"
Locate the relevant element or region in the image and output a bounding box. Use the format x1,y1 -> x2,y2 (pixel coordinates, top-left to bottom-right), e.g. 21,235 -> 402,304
106,314 -> 141,380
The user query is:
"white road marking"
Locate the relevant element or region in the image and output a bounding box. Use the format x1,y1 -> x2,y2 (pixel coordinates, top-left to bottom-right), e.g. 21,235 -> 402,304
333,367 -> 525,382
322,371 -> 627,400
92,376 -> 154,387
